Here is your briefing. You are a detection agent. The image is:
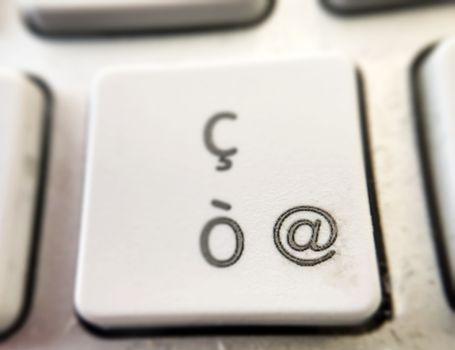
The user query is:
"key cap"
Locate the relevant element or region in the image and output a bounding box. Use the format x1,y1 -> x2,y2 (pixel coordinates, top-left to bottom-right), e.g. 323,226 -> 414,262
0,71 -> 46,334
416,39 -> 455,307
19,0 -> 273,35
322,0 -> 433,13
76,56 -> 384,331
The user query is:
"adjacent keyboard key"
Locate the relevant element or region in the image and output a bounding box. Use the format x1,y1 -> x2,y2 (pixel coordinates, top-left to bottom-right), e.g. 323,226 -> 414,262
20,0 -> 273,35
0,71 -> 46,334
322,0 -> 433,13
416,39 -> 455,307
76,56 -> 384,331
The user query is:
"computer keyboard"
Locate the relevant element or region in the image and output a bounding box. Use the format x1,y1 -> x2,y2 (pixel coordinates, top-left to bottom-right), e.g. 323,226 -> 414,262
0,0 -> 455,349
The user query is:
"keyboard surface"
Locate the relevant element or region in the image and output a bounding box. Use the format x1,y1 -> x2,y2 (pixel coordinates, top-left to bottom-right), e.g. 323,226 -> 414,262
1,0 -> 455,349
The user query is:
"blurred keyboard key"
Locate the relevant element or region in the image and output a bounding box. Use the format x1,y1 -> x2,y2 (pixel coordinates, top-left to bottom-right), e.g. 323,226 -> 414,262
20,0 -> 273,35
75,56 -> 383,331
0,71 -> 46,334
417,38 -> 455,306
323,0 -> 433,13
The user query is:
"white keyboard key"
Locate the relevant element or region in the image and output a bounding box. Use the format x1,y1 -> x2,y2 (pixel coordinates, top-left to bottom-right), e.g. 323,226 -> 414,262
20,0 -> 273,35
76,56 -> 384,330
0,71 -> 46,334
417,38 -> 455,305
323,0 -> 430,13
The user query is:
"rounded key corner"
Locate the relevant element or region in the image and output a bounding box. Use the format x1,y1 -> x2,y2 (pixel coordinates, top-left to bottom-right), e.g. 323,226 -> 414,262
240,0 -> 276,25
16,74 -> 53,118
319,0 -> 354,16
0,281 -> 43,341
414,39 -> 455,75
18,4 -> 51,38
74,291 -> 121,337
88,68 -> 134,111
351,285 -> 384,327
412,43 -> 439,70
352,297 -> 391,334
90,69 -> 117,94
0,307 -> 24,341
409,41 -> 439,104
74,299 -> 104,335
26,74 -> 53,102
74,305 -> 114,338
24,73 -> 54,161
336,263 -> 391,333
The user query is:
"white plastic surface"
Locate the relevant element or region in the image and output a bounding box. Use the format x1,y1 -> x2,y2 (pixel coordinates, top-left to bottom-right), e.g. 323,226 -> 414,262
418,38 -> 455,300
75,56 -> 382,329
19,0 -> 273,34
0,71 -> 44,333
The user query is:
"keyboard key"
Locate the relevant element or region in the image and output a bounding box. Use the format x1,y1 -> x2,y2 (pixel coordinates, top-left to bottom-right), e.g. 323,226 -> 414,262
20,0 -> 273,35
322,0 -> 432,13
0,71 -> 46,334
416,39 -> 455,307
76,56 -> 384,331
